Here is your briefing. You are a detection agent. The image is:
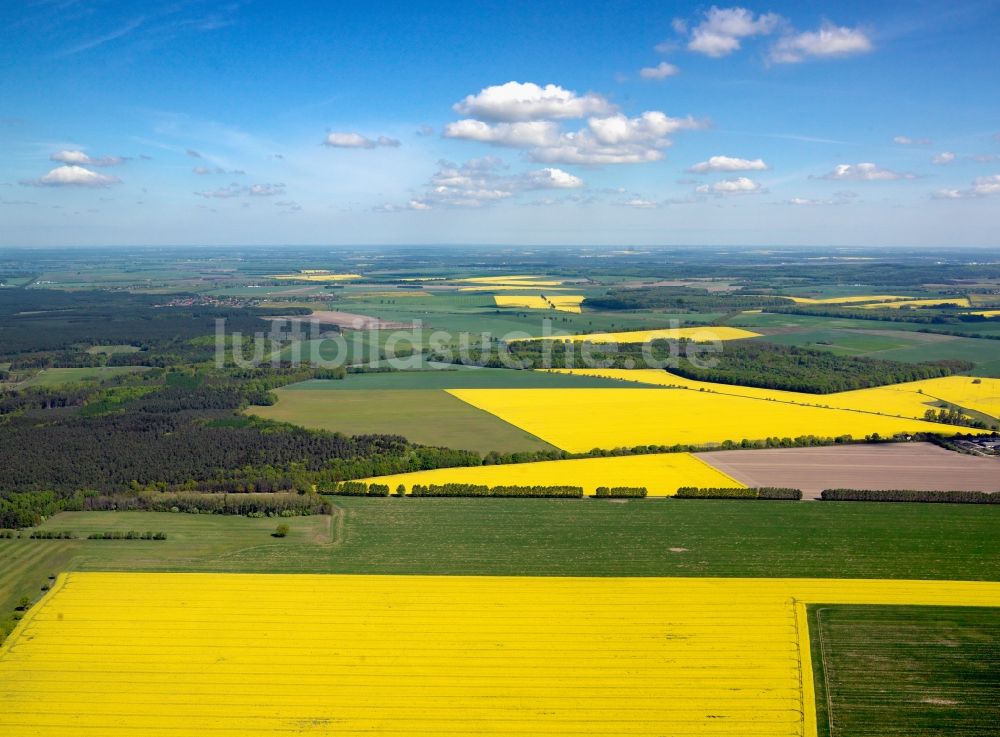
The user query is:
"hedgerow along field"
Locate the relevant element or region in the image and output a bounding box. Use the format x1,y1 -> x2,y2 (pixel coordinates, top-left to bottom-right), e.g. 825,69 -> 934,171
2,573 -> 998,737
358,451 -> 743,496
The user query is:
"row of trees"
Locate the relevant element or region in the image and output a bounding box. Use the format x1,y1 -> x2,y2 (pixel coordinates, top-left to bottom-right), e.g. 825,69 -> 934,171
583,286 -> 791,312
820,489 -> 1000,503
675,487 -> 802,500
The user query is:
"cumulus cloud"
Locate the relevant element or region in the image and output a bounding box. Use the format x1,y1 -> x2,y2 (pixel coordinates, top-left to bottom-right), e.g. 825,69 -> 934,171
21,165 -> 120,187
932,152 -> 956,165
50,150 -> 125,167
818,163 -> 915,181
688,155 -> 768,173
685,7 -> 783,57
624,197 -> 657,208
323,132 -> 401,149
639,62 -> 680,80
390,157 -> 585,210
443,120 -> 561,148
769,23 -> 873,63
933,174 -> 1000,200
445,111 -> 703,165
453,81 -> 615,122
522,167 -> 584,189
695,176 -> 764,195
416,125 -> 435,136
445,81 -> 705,165
894,136 -> 932,146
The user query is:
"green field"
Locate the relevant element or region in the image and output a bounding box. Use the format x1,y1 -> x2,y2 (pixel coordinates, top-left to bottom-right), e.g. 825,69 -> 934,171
7,499 -> 996,580
249,387 -> 558,453
2,502 -> 997,620
758,328 -> 1000,375
810,605 -> 999,737
17,366 -> 150,387
3,501 -> 999,732
84,344 -> 142,355
285,368 -> 645,390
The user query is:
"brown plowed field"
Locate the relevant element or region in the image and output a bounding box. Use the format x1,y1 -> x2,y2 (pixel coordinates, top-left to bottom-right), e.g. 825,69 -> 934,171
696,442 -> 1000,499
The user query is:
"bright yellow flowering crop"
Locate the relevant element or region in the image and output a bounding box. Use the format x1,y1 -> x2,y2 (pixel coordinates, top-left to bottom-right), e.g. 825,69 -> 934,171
528,326 -> 761,343
785,294 -> 911,304
359,451 -> 742,495
270,272 -> 362,282
859,297 -> 971,309
545,370 -> 999,422
2,573 -> 998,737
460,275 -> 566,286
494,295 -> 584,313
446,387 -> 983,452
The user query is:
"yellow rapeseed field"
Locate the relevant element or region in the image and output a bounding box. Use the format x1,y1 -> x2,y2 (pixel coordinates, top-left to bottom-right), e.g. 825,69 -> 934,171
359,452 -> 742,495
898,375 -> 1000,419
446,387 -> 982,452
544,369 -> 1000,422
785,294 -> 910,305
457,285 -> 572,292
494,295 -> 584,313
969,309 -> 1000,317
528,326 -> 761,343
3,573 -> 998,737
460,275 -> 566,287
859,297 -> 971,309
270,272 -> 362,282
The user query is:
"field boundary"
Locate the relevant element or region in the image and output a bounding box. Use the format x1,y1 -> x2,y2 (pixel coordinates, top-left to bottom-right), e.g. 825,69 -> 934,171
0,572 -> 66,657
795,601 -> 819,737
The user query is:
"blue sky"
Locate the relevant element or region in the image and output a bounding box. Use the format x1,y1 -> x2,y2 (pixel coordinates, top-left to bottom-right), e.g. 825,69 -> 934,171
1,0 -> 999,246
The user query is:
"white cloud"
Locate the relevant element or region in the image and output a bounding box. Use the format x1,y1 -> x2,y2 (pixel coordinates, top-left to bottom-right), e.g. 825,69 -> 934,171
932,152 -> 956,165
639,62 -> 680,80
323,132 -> 401,149
443,120 -> 561,148
248,183 -> 285,196
894,136 -> 932,146
522,167 -> 584,189
934,174 -> 1000,199
819,162 -> 915,181
686,7 -> 783,57
394,157 -> 586,210
453,81 -> 615,122
186,149 -> 202,158
695,176 -> 764,195
624,197 -> 657,208
769,23 -> 873,63
688,155 -> 768,173
50,150 -> 125,167
21,165 -> 120,187
446,111 -> 703,165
